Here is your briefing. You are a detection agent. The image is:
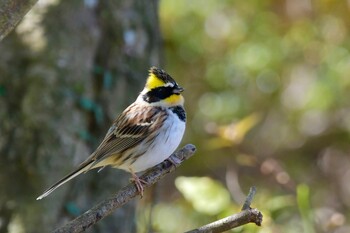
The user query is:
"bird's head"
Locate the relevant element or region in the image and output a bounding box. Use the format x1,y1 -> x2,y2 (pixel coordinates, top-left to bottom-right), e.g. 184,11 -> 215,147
139,67 -> 184,107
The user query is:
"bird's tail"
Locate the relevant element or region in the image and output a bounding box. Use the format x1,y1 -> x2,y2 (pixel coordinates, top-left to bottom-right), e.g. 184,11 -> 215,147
36,161 -> 93,200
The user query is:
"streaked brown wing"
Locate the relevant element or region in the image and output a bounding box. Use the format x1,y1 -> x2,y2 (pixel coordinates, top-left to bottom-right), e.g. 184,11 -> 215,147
86,104 -> 165,168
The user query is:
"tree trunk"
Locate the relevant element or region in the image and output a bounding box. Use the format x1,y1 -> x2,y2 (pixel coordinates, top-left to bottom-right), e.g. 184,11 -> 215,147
0,0 -> 162,232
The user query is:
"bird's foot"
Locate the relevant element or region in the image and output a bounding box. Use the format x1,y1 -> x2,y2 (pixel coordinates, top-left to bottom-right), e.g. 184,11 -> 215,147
130,173 -> 148,198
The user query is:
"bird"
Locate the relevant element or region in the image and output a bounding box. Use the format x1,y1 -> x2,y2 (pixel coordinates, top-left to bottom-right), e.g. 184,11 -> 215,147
37,67 -> 186,200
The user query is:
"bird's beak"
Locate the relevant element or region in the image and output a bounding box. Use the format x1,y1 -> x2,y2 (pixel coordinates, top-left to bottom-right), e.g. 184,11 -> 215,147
173,86 -> 184,94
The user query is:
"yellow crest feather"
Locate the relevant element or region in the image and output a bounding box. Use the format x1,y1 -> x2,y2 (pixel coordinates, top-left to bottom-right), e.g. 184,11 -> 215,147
146,73 -> 165,90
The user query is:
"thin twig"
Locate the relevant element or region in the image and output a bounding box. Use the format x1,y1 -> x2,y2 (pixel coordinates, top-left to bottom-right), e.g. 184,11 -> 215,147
242,186 -> 257,210
52,144 -> 196,233
185,208 -> 262,233
185,186 -> 262,233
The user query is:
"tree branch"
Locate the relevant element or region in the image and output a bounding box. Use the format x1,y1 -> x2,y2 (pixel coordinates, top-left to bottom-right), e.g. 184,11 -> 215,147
185,209 -> 262,233
0,0 -> 38,41
52,144 -> 196,233
185,187 -> 263,233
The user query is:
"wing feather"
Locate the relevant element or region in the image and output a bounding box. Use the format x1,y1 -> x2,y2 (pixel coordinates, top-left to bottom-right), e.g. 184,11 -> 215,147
85,104 -> 166,169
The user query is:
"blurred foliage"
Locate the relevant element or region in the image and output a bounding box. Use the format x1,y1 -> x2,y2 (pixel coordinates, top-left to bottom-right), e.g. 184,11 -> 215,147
175,176 -> 232,215
138,0 -> 350,232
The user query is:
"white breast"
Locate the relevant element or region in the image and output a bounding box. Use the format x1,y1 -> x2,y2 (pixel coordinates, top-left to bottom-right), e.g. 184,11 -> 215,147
128,108 -> 186,172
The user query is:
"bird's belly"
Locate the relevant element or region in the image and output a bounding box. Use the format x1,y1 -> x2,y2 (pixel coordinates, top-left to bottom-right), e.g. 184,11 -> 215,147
127,117 -> 185,172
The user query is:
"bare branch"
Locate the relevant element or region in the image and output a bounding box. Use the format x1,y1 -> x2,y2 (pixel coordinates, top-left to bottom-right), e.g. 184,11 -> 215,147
52,144 -> 196,233
0,0 -> 38,41
185,186 -> 263,233
242,186 -> 257,211
185,208 -> 262,233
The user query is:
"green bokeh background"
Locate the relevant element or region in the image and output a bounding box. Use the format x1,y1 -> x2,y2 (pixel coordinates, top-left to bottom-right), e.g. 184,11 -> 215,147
2,0 -> 350,232
152,0 -> 350,232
